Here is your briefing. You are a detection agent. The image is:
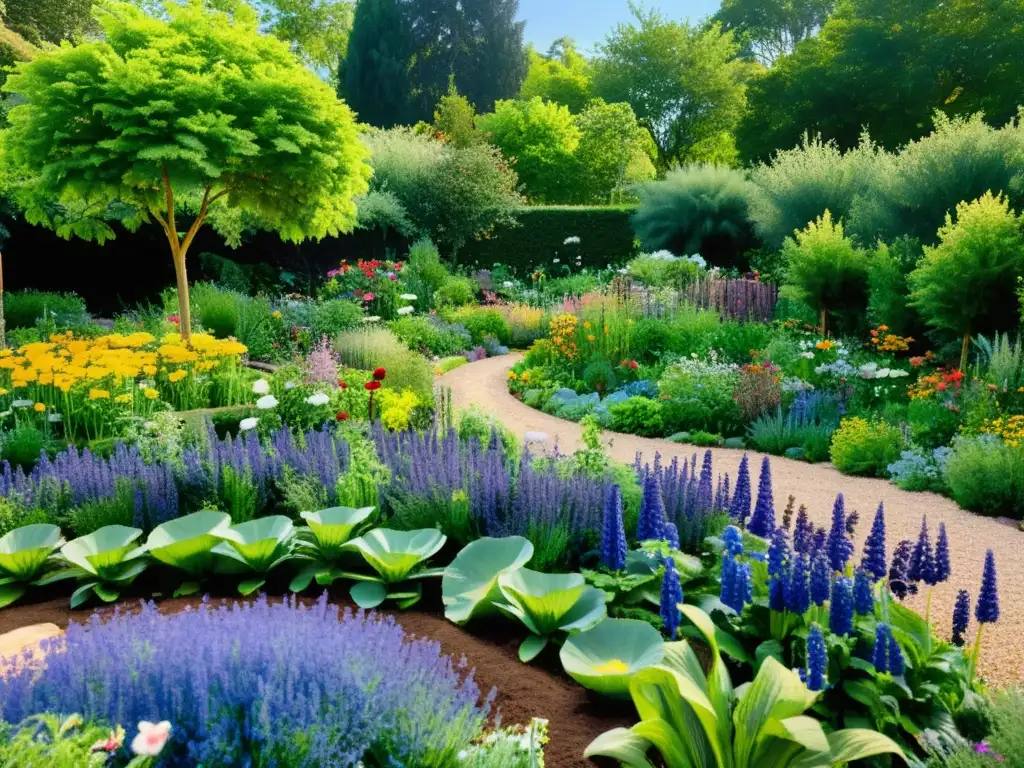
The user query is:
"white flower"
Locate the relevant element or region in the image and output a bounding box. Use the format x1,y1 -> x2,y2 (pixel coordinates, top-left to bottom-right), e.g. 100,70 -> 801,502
888,369 -> 909,378
361,316 -> 381,323
399,293 -> 417,301
131,721 -> 171,757
647,249 -> 676,261
503,281 -> 514,288
876,368 -> 891,378
239,417 -> 259,431
305,392 -> 330,407
799,351 -> 816,359
563,236 -> 580,245
252,379 -> 270,395
284,381 -> 297,390
11,400 -> 32,408
143,421 -> 157,430
397,306 -> 414,315
617,268 -> 628,274
687,253 -> 707,268
552,258 -> 560,263
256,395 -> 278,410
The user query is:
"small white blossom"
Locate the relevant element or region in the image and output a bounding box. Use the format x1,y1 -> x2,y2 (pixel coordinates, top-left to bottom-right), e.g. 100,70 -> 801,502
256,395 -> 278,410
305,392 -> 330,407
502,281 -> 514,288
252,379 -> 270,395
397,306 -> 414,315
552,258 -> 560,263
361,316 -> 381,323
399,293 -> 417,301
284,381 -> 297,390
239,417 -> 259,431
563,236 -> 581,245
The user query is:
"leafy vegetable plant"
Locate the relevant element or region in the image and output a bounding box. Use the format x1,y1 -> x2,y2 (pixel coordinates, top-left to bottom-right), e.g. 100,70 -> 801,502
39,525 -> 149,608
344,527 -> 446,609
560,618 -> 665,698
0,524 -> 64,608
213,516 -> 295,595
144,511 -> 232,596
496,568 -> 607,662
289,505 -> 376,592
442,535 -> 534,625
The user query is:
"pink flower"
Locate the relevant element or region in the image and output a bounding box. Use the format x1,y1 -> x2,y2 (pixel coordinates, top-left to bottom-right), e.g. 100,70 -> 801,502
363,292 -> 376,302
167,314 -> 180,325
132,721 -> 171,757
388,272 -> 397,280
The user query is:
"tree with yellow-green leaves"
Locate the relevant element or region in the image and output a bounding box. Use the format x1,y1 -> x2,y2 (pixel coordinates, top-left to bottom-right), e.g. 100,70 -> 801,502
0,0 -> 370,341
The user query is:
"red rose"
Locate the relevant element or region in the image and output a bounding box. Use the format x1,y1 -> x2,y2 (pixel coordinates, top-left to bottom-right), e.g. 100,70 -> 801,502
336,412 -> 349,421
365,381 -> 381,391
338,380 -> 348,390
629,360 -> 639,370
372,367 -> 387,381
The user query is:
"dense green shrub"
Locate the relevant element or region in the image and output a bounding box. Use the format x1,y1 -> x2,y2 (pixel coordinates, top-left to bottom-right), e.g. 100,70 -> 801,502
609,397 -> 664,437
659,360 -> 741,435
625,255 -> 701,288
402,238 -> 449,310
390,315 -> 471,356
829,417 -> 903,476
434,276 -> 477,307
708,321 -> 773,364
1,425 -> 47,469
334,326 -> 434,399
631,165 -> 760,269
907,398 -> 961,450
191,282 -> 240,338
4,290 -> 88,329
450,307 -> 510,345
944,436 -> 1024,519
234,295 -> 277,361
310,299 -> 365,339
943,689 -> 1024,768
0,498 -> 50,538
866,237 -> 924,336
461,206 -> 637,273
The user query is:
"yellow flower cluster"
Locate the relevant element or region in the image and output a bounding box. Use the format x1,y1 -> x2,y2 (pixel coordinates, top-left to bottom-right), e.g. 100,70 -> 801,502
547,314 -> 579,361
980,416 -> 1024,448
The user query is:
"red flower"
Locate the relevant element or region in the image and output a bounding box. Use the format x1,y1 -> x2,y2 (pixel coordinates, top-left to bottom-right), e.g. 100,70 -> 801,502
365,381 -> 381,391
628,360 -> 639,371
338,380 -> 348,390
363,292 -> 376,302
168,314 -> 180,325
372,367 -> 387,381
336,412 -> 349,421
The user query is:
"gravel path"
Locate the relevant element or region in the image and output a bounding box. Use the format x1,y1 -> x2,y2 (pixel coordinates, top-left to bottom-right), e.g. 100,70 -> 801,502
440,354 -> 1024,687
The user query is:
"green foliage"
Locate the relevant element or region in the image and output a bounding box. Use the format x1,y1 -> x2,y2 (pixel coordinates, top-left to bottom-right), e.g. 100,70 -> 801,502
625,255 -> 701,289
714,0 -> 835,66
632,165 -> 759,268
44,524 -> 149,608
191,282 -> 240,338
0,712 -> 115,768
867,237 -> 923,336
450,307 -> 510,345
0,498 -> 49,539
310,299 -> 365,339
462,205 -> 637,273
909,193 -> 1024,364
339,0 -> 412,128
908,398 -> 960,450
3,0 -> 95,45
944,436 -> 1024,519
781,210 -> 868,333
709,321 -> 773,364
519,38 -> 594,112
1,424 -> 47,469
575,98 -> 657,204
390,315 -> 470,356
609,396 -> 664,437
364,128 -> 523,256
433,276 -> 477,308
69,480 -> 137,536
477,97 -> 581,204
594,6 -> 748,167
333,326 -> 435,400
942,689 -> 1024,768
559,618 -> 665,698
737,0 -> 1024,163
345,527 -> 446,609
3,290 -> 88,330
749,133 -> 885,248
403,238 -> 450,308
658,360 -> 742,435
212,515 -> 295,595
431,85 -> 480,148
441,535 -> 534,624
145,510 -> 232,594
0,523 -> 62,608
829,416 -> 903,476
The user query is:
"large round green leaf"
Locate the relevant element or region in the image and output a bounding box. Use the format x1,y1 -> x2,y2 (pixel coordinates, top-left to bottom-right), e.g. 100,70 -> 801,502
0,524 -> 63,580
345,528 -> 446,583
498,568 -> 607,637
61,525 -> 144,577
560,619 -> 665,698
300,506 -> 375,557
214,516 -> 294,572
442,536 -> 534,625
144,511 -> 231,576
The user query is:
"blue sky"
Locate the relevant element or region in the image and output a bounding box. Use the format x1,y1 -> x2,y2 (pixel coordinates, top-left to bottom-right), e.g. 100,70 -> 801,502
518,0 -> 723,54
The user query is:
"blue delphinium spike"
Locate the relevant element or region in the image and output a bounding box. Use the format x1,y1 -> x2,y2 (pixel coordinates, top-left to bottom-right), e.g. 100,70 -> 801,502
861,503 -> 887,581
793,506 -> 811,554
768,529 -> 789,580
809,527 -> 826,557
810,551 -> 831,607
845,509 -> 860,536
769,574 -> 787,611
975,550 -> 999,624
720,555 -> 736,609
664,521 -> 680,550
721,473 -> 730,511
600,484 -> 627,571
747,456 -> 775,537
887,631 -> 905,676
722,525 -> 744,556
695,451 -> 714,514
909,517 -> 935,586
952,589 -> 970,647
872,624 -> 890,672
934,523 -> 950,584
728,560 -> 752,613
853,568 -> 874,615
803,625 -> 828,691
826,493 -> 849,572
829,576 -> 854,636
637,473 -> 667,542
661,556 -> 683,639
786,553 -> 811,615
888,539 -> 917,601
729,455 -> 751,524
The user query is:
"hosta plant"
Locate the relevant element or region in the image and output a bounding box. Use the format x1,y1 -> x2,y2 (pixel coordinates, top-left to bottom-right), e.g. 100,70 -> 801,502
214,516 -> 296,596
0,524 -> 64,608
290,506 -> 376,592
144,511 -> 232,597
560,618 -> 665,698
495,568 -> 607,662
442,536 -> 534,625
344,527 -> 447,609
38,525 -> 149,608
585,605 -> 905,768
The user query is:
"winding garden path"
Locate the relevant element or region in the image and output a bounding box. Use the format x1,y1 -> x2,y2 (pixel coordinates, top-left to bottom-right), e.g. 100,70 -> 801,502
441,354 -> 1024,687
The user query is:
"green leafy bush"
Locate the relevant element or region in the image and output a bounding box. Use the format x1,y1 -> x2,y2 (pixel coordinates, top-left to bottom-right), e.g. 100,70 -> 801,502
944,436 -> 1024,519
658,360 -> 741,435
311,299 -> 365,339
450,307 -> 510,345
908,398 -> 960,450
402,238 -> 450,310
867,236 -> 924,336
0,713 -> 117,767
233,295 -> 277,361
609,397 -> 664,437
4,290 -> 88,330
632,165 -> 760,269
334,327 -> 434,400
1,425 -> 47,469
829,416 -> 903,476
943,689 -> 1024,768
708,321 -> 773,364
191,282 -> 240,338
625,255 -> 701,288
0,499 -> 50,538
434,276 -> 477,308
390,316 -> 470,356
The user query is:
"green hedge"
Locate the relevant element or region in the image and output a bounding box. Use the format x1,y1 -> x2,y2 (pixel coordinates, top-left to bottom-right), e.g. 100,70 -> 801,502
462,206 -> 637,274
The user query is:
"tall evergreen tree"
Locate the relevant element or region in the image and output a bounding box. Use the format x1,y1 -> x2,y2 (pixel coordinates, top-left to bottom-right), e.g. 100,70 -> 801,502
340,0 -> 413,127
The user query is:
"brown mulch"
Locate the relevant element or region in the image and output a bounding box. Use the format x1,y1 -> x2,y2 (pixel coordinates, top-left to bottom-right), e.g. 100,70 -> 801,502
0,593 -> 632,768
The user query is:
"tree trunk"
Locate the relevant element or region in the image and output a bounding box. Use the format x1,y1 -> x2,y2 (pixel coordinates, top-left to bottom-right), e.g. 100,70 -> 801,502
960,329 -> 971,372
819,304 -> 827,336
172,246 -> 192,341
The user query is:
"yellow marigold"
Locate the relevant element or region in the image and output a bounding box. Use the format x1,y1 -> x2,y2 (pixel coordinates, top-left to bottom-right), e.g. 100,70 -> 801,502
583,321 -> 591,330
143,364 -> 158,376
587,334 -> 596,342
272,311 -> 282,319
143,388 -> 160,400
507,370 -> 518,380
168,369 -> 189,383
115,394 -> 132,404
0,388 -> 7,396
33,402 -> 45,412
89,388 -> 110,400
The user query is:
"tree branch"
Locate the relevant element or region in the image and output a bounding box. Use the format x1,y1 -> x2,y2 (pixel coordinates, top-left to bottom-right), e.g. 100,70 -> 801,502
179,185 -> 213,257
